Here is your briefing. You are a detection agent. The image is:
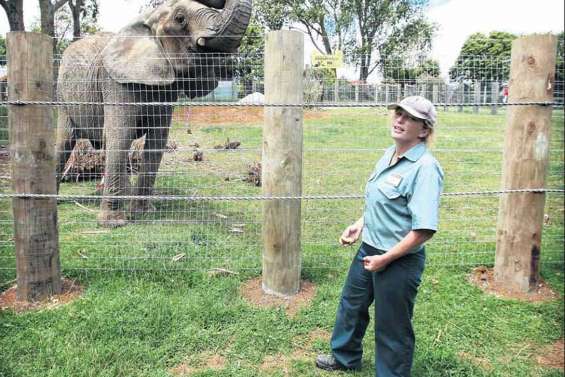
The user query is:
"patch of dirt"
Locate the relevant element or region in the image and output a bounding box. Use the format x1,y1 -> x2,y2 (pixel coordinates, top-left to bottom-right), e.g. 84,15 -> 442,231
536,339 -> 564,370
240,277 -> 316,317
458,351 -> 493,371
303,328 -> 331,347
468,266 -> 558,302
260,354 -> 292,374
173,107 -> 330,126
259,348 -> 314,375
0,278 -> 83,313
170,353 -> 226,376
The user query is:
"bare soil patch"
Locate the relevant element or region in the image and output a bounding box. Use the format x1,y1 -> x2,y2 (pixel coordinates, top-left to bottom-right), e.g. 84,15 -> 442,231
170,353 -> 226,376
174,107 -> 330,126
240,277 -> 316,317
468,266 -> 558,302
0,278 -> 83,313
259,348 -> 315,375
458,351 -> 493,371
536,339 -> 564,370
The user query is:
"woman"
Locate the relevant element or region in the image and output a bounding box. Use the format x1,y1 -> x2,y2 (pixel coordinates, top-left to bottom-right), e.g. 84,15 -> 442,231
316,96 -> 444,376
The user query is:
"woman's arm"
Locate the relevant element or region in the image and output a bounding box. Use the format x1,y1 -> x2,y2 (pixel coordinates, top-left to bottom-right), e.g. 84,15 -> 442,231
362,229 -> 434,272
339,216 -> 364,246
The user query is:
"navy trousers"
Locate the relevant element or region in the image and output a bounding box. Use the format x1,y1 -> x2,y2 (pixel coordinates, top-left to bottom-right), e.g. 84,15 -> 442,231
330,242 -> 426,377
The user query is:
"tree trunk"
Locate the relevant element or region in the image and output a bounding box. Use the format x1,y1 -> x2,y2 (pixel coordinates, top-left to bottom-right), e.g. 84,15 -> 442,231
358,43 -> 372,82
0,0 -> 25,31
38,0 -> 69,81
69,0 -> 83,40
38,0 -> 56,38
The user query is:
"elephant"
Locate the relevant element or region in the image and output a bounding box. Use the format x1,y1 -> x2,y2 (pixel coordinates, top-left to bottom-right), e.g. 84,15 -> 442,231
55,0 -> 252,227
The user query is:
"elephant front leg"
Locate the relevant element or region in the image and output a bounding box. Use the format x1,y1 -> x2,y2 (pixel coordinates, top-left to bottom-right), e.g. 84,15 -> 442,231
98,111 -> 135,227
129,114 -> 171,219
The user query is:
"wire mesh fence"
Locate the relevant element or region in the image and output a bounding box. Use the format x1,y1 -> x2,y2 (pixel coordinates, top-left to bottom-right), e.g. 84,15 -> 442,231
0,33 -> 563,282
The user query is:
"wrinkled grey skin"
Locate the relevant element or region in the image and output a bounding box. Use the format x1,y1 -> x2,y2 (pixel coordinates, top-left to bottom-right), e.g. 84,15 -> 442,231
56,0 -> 252,227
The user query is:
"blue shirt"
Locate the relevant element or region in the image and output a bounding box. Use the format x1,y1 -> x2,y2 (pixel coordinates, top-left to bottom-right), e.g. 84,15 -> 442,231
362,143 -> 444,253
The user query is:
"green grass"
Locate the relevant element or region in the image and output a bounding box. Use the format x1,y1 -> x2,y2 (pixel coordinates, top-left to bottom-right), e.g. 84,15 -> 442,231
0,108 -> 563,376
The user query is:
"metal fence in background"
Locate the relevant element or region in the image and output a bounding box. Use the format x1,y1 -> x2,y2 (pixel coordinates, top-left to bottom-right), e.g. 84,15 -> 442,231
0,34 -> 563,281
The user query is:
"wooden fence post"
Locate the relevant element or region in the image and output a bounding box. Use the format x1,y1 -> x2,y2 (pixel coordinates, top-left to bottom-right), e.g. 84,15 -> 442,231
458,85 -> 464,112
7,32 -> 61,302
432,84 -> 439,104
444,85 -> 449,112
262,31 -> 304,296
491,82 -> 499,115
334,80 -> 339,102
355,83 -> 359,102
495,34 -> 557,293
474,81 -> 481,113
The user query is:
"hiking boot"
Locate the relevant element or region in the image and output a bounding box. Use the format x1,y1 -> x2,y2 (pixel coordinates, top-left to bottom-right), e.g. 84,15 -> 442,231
315,354 -> 360,372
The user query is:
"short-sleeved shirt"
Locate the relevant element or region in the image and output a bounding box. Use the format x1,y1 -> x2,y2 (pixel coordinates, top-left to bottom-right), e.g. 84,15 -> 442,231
362,142 -> 444,254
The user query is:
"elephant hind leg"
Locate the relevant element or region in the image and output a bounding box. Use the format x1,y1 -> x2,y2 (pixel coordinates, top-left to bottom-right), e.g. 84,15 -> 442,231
55,109 -> 77,193
129,110 -> 172,219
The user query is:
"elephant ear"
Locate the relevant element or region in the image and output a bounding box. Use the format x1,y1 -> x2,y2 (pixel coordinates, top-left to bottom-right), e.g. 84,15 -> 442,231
102,21 -> 175,86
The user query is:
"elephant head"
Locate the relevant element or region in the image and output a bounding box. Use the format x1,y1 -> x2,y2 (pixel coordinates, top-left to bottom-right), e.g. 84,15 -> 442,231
101,0 -> 252,87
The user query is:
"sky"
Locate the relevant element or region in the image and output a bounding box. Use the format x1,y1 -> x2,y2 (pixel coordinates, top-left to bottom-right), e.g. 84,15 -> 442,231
1,0 -> 563,78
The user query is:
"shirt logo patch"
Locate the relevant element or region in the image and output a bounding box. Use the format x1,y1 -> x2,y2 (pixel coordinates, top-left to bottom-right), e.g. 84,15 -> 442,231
386,173 -> 403,187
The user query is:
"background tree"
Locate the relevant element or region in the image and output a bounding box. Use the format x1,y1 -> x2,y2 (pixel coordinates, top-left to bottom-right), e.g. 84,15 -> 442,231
0,0 -> 24,31
232,14 -> 266,96
349,0 -> 435,82
254,0 -> 434,82
288,0 -> 354,55
31,0 -> 98,55
254,0 -> 291,31
449,31 -> 516,82
142,0 -> 166,9
555,31 -> 563,102
0,35 -> 6,61
383,57 -> 440,84
254,0 -> 355,56
68,0 -> 99,40
38,0 -> 71,41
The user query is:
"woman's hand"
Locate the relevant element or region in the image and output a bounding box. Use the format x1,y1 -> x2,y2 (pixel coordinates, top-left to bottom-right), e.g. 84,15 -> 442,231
362,255 -> 389,272
339,221 -> 363,246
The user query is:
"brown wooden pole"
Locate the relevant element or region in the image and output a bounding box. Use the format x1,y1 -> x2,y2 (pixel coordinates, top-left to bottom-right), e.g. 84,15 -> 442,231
494,34 -> 557,293
7,32 -> 61,301
473,81 -> 481,114
491,82 -> 499,115
262,31 -> 304,297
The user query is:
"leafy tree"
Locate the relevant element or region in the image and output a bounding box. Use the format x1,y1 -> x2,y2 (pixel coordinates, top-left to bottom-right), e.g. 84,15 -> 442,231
348,0 -> 435,81
232,14 -> 266,95
255,0 -> 355,55
254,0 -> 434,82
0,0 -> 25,31
0,35 -> 5,66
39,0 -> 71,40
0,35 -> 5,56
254,0 -> 291,31
68,0 -> 99,40
449,31 -> 516,82
383,58 -> 440,84
31,0 -> 99,56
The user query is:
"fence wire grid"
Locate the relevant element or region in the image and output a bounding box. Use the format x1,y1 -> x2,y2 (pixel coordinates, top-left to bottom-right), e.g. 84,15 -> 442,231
0,34 -> 563,279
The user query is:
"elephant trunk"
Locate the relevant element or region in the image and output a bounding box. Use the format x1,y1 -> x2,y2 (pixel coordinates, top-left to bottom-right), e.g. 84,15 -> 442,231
198,0 -> 252,52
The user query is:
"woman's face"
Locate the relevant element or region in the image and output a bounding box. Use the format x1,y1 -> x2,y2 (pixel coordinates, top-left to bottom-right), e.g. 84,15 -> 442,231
390,108 -> 429,145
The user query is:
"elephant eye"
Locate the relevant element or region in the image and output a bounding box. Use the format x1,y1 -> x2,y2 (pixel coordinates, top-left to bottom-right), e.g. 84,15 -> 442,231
175,13 -> 186,26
